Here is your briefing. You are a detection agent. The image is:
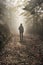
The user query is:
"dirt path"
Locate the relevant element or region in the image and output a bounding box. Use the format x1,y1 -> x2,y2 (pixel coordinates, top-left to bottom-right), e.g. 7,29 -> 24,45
0,35 -> 43,65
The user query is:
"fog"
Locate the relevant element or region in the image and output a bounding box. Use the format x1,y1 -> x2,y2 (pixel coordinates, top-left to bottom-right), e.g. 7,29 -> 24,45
0,0 -> 33,35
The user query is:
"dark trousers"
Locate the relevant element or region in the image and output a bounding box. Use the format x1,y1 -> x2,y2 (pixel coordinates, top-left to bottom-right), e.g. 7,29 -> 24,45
20,33 -> 23,41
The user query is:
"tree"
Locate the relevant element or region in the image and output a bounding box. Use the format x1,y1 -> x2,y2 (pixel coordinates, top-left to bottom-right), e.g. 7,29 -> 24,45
0,0 -> 11,50
24,0 -> 43,37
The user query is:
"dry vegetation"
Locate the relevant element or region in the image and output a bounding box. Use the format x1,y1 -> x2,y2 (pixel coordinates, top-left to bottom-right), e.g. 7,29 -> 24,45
0,34 -> 43,65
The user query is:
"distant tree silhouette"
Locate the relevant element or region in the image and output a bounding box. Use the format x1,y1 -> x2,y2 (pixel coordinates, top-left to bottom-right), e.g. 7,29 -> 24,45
24,0 -> 43,38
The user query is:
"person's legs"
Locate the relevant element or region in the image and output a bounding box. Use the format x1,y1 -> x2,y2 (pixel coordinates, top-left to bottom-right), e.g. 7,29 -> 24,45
22,33 -> 23,41
20,33 -> 23,42
20,33 -> 21,41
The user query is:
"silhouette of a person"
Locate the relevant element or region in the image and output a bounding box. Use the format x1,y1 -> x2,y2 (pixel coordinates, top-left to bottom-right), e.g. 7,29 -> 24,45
19,24 -> 24,41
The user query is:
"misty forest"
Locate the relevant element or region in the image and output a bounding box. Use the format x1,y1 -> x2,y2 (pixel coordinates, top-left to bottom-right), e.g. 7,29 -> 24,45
0,0 -> 43,65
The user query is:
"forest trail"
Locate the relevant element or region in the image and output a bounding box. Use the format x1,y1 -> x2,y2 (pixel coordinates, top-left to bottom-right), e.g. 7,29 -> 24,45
0,34 -> 43,65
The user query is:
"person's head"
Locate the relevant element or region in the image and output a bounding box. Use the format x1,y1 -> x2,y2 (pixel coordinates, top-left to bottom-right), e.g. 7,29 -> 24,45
20,23 -> 22,26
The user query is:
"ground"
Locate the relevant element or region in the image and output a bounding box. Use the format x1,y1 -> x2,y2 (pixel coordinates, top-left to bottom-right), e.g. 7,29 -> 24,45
0,34 -> 43,65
